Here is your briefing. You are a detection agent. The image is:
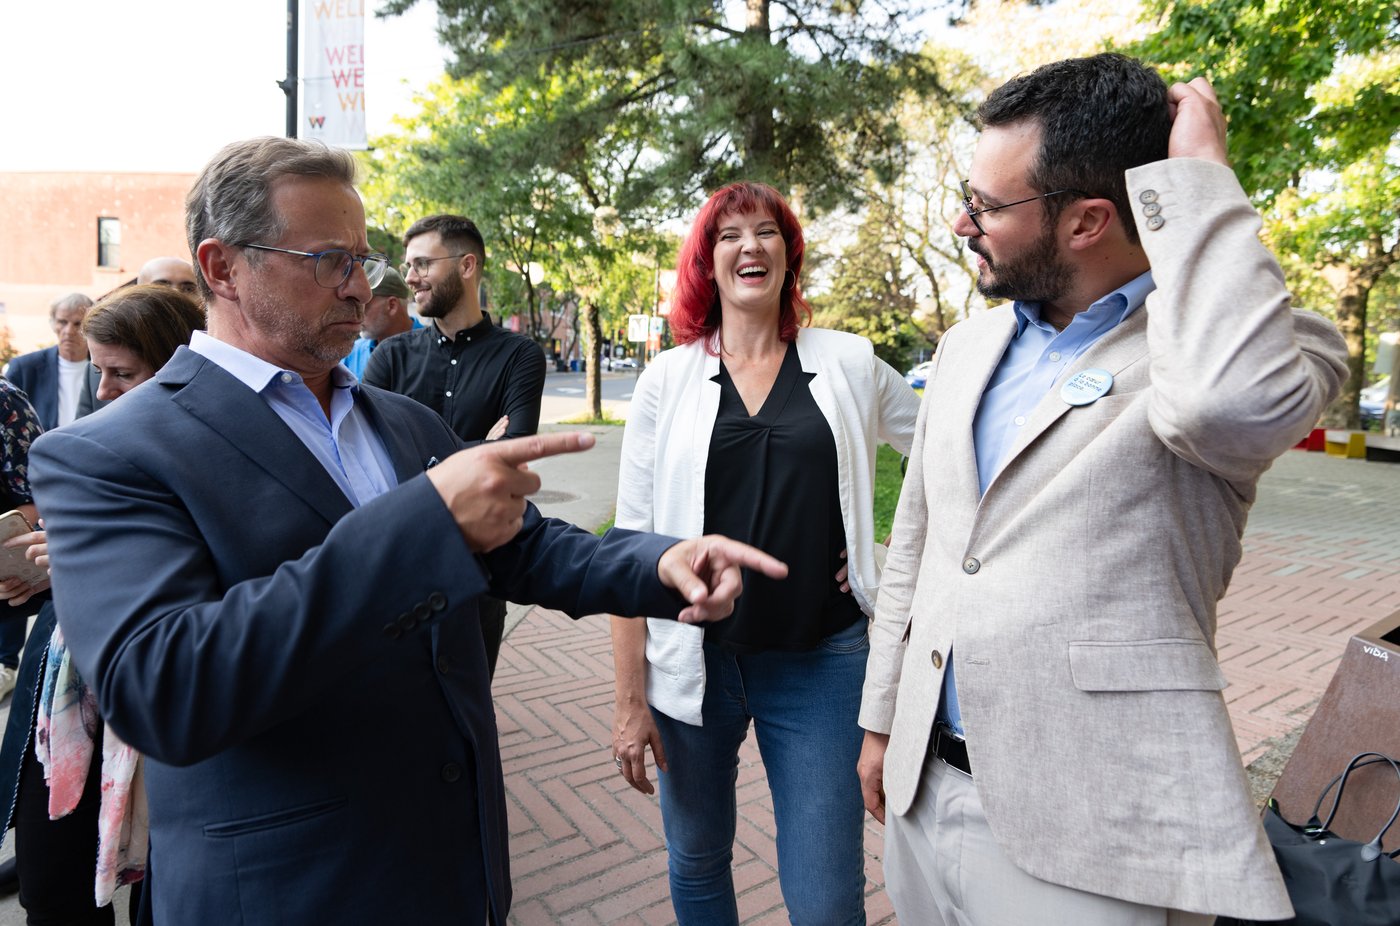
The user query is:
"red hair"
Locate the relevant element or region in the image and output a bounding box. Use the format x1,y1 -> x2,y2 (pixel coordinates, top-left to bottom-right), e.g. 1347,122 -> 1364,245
669,182 -> 811,349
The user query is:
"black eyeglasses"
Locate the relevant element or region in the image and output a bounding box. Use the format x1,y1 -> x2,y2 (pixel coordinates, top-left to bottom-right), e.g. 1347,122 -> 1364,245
400,254 -> 468,278
242,244 -> 389,288
958,179 -> 1087,236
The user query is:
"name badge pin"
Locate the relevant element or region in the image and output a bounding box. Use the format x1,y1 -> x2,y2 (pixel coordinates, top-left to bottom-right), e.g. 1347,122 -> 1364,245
1060,368 -> 1114,406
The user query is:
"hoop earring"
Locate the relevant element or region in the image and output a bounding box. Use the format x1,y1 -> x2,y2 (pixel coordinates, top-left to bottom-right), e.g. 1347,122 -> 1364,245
784,269 -> 797,290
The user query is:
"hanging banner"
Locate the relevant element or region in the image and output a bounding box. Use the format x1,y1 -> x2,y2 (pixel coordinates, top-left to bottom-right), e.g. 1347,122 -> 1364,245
302,0 -> 367,149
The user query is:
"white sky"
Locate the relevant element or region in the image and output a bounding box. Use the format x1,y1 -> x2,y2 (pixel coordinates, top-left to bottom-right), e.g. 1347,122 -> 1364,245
0,0 -> 448,173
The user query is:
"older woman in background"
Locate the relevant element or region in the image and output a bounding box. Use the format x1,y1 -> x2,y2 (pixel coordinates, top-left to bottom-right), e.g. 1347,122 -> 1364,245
609,182 -> 920,925
0,283 -> 203,925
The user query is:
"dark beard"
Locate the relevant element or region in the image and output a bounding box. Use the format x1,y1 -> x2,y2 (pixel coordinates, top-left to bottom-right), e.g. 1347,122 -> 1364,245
970,224 -> 1072,305
417,270 -> 464,319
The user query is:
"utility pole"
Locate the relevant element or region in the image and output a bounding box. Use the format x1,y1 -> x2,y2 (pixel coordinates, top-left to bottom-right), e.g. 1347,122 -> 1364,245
277,0 -> 299,137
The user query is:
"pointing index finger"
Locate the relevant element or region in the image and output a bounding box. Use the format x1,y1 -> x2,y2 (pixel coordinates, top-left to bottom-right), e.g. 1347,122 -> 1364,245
488,432 -> 597,467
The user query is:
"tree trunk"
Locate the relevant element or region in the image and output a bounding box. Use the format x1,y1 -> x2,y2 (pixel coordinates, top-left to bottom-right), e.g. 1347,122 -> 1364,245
583,300 -> 603,420
1327,271 -> 1368,429
739,0 -> 775,177
1321,241 -> 1398,428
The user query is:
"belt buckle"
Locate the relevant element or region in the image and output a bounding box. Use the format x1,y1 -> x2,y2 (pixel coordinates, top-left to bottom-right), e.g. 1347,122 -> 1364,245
932,724 -> 971,777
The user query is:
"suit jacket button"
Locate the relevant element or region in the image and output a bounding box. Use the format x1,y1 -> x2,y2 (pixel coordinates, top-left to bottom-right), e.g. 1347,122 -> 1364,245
931,650 -> 943,669
1139,189 -> 1158,203
441,763 -> 462,782
962,557 -> 980,574
383,622 -> 402,639
428,592 -> 449,612
436,654 -> 450,674
413,602 -> 432,621
1146,215 -> 1165,231
396,612 -> 416,631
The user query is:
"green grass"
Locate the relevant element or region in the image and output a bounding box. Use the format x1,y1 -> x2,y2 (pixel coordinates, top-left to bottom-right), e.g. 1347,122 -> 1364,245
873,443 -> 908,542
595,516 -> 615,537
557,412 -> 627,426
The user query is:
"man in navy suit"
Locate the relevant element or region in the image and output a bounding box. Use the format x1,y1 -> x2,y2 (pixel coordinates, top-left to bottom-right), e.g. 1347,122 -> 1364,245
29,137 -> 783,926
4,292 -> 93,431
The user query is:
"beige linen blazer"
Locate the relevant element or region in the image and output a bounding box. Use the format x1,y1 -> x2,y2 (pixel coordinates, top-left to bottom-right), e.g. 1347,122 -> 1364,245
859,159 -> 1348,919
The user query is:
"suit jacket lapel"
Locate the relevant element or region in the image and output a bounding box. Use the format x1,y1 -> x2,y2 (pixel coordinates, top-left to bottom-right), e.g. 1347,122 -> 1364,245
942,307 -> 1018,507
160,348 -> 354,526
993,306 -> 1150,474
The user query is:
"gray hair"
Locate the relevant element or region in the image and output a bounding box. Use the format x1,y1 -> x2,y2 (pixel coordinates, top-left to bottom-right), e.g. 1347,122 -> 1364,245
50,292 -> 94,320
184,137 -> 359,298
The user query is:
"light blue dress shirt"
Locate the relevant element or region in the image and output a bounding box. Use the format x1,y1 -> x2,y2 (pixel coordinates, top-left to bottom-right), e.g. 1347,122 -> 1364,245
342,317 -> 425,379
189,331 -> 398,507
936,271 -> 1156,737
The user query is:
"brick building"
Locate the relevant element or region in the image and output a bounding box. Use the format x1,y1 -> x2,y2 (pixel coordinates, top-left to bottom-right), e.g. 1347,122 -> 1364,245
0,172 -> 193,352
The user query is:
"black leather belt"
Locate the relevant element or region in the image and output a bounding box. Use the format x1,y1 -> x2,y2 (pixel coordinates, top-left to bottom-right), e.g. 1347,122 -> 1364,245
931,725 -> 971,776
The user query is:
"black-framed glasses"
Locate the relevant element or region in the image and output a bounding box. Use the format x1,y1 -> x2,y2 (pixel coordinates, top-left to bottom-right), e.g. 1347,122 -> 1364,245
242,244 -> 389,288
958,179 -> 1087,235
400,254 -> 468,278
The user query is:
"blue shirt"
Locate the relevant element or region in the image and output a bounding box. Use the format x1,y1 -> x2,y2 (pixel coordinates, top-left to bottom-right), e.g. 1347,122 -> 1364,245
189,331 -> 398,507
342,317 -> 425,379
937,271 -> 1155,736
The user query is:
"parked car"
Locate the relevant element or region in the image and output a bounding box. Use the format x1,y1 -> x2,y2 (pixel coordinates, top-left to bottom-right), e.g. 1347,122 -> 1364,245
612,356 -> 639,370
905,360 -> 933,389
1360,376 -> 1390,429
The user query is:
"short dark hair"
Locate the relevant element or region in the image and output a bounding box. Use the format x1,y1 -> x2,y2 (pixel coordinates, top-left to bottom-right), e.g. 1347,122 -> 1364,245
82,284 -> 206,373
403,214 -> 486,265
978,53 -> 1171,245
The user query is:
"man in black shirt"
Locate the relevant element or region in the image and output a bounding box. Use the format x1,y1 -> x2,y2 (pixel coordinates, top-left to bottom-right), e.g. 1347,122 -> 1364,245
363,214 -> 547,677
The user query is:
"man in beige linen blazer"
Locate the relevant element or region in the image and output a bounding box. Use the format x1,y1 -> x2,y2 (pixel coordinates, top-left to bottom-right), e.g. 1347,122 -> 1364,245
857,55 -> 1348,924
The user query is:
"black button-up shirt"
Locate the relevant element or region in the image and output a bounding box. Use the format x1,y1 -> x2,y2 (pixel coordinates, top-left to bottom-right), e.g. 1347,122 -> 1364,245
362,314 -> 547,441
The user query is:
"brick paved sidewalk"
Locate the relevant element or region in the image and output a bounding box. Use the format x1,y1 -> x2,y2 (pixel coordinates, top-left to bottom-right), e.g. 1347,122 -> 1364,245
494,449 -> 1400,925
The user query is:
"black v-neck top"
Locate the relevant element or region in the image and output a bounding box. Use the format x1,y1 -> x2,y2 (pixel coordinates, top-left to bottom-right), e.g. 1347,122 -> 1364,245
702,341 -> 861,652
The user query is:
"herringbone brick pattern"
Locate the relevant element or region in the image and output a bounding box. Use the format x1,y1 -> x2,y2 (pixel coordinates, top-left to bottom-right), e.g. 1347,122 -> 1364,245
495,450 -> 1398,924
494,610 -> 898,925
1216,452 -> 1400,764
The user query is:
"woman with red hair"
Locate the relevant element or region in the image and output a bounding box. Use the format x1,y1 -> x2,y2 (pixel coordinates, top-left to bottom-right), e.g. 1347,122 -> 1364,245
609,182 -> 920,924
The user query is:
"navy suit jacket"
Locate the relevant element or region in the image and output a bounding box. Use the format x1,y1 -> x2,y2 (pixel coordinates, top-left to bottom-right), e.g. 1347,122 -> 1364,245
5,346 -> 58,430
30,346 -> 683,925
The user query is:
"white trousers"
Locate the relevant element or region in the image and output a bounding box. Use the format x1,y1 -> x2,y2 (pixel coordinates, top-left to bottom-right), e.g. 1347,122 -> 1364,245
884,756 -> 1216,926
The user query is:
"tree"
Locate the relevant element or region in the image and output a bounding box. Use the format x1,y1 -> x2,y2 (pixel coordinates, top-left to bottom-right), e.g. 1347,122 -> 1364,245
359,74 -> 598,348
379,0 -> 950,214
1131,0 -> 1400,426
810,209 -> 929,371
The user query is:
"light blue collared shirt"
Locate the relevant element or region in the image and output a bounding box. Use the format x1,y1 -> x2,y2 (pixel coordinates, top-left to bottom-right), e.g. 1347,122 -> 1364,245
189,331 -> 398,507
937,271 -> 1156,737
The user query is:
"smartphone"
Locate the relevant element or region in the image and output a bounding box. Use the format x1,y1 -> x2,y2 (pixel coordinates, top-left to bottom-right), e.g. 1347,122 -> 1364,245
0,509 -> 48,588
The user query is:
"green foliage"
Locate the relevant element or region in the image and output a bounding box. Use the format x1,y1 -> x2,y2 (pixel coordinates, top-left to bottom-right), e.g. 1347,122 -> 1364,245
809,208 -> 933,371
1134,0 -> 1396,202
1131,0 -> 1400,426
379,0 -> 949,214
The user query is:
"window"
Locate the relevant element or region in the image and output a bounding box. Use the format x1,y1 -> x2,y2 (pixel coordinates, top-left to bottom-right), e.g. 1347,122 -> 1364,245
97,217 -> 121,268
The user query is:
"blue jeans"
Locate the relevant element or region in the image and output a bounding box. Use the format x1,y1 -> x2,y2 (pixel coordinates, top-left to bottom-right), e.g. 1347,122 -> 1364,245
652,619 -> 868,926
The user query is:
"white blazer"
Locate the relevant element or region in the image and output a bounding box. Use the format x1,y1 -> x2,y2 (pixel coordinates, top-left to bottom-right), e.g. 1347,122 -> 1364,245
616,327 -> 920,724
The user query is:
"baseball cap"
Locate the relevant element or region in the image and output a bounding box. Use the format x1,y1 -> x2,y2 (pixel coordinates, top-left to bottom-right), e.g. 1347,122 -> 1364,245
372,266 -> 411,299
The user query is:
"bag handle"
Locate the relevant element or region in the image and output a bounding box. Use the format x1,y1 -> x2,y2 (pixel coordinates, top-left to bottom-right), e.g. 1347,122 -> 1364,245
1308,751 -> 1400,862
